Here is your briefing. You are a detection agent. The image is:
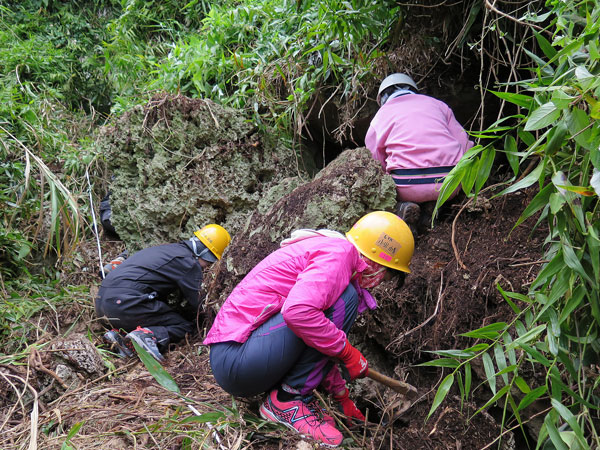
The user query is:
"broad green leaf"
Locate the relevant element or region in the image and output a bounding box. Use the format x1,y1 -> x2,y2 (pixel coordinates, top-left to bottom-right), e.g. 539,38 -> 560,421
131,340 -> 181,394
517,385 -> 546,411
534,32 -> 557,60
575,65 -> 595,90
459,158 -> 478,196
544,122 -> 568,156
524,102 -> 560,131
482,352 -> 496,395
566,108 -> 594,150
66,421 -> 84,440
463,343 -> 491,353
427,374 -> 454,420
590,39 -> 600,60
489,90 -> 534,109
547,327 -> 559,356
551,89 -> 575,109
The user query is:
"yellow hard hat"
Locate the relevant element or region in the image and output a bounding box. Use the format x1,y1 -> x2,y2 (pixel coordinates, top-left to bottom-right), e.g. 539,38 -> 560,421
194,224 -> 231,261
346,211 -> 414,273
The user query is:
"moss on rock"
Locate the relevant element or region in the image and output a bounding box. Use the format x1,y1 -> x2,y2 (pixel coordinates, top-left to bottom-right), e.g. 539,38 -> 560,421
96,94 -> 304,250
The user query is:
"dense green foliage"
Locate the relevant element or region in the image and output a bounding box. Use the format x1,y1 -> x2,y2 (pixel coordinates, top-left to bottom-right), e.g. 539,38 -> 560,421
0,0 -> 598,448
431,1 -> 600,448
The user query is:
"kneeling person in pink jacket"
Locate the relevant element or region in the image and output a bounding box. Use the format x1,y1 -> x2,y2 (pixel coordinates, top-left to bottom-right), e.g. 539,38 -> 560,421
204,211 -> 414,447
365,73 -> 474,228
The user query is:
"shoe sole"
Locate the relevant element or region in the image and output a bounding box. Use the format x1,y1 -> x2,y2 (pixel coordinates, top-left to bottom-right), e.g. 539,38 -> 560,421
259,404 -> 340,448
127,333 -> 164,362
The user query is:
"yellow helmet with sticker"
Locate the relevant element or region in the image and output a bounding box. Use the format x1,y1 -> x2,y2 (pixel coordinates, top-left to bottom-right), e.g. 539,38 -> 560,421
346,211 -> 414,273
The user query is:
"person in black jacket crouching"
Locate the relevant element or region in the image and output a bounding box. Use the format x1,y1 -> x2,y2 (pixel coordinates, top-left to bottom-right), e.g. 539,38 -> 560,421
95,224 -> 231,361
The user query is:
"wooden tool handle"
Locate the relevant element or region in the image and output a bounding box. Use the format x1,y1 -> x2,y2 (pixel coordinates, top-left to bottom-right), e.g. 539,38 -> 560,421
367,369 -> 418,399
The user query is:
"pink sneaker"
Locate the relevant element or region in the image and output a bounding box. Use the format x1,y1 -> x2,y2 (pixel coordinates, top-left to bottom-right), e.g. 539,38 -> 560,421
305,396 -> 336,428
259,389 -> 343,447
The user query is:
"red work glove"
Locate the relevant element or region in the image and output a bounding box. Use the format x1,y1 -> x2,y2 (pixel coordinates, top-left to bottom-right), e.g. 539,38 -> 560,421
338,339 -> 369,381
333,388 -> 366,425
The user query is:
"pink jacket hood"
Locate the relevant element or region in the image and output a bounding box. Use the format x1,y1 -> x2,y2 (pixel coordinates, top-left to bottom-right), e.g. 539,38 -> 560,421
204,236 -> 369,356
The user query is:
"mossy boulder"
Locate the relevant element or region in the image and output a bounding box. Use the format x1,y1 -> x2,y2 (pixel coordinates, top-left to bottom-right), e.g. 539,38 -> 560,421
96,94 -> 304,250
205,146 -> 397,307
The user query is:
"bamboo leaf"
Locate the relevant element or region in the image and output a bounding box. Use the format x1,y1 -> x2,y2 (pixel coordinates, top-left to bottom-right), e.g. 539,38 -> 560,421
497,160 -> 544,197
464,363 -> 471,403
504,134 -> 519,176
534,32 -> 557,60
489,90 -> 534,109
524,102 -> 560,131
426,374 -> 454,420
514,376 -> 531,394
517,385 -> 546,411
473,385 -> 510,418
494,344 -> 509,384
475,148 -> 496,193
510,324 -> 546,347
482,352 -> 496,395
461,322 -> 507,340
419,358 -> 461,368
543,413 -> 568,450
131,340 -> 180,394
520,343 -> 551,367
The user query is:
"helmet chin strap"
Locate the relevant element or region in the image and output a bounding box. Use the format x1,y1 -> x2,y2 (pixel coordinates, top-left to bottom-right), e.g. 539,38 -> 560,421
190,236 -> 217,262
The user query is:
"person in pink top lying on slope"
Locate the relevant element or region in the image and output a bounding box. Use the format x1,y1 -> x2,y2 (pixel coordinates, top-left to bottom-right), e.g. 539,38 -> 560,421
365,73 -> 474,229
204,211 -> 414,448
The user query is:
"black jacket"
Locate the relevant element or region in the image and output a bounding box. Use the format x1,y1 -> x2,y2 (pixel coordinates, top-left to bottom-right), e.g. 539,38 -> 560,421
100,242 -> 204,311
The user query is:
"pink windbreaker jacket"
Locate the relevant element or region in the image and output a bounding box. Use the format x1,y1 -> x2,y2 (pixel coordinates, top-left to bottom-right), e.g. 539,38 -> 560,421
203,236 -> 368,357
365,93 -> 473,203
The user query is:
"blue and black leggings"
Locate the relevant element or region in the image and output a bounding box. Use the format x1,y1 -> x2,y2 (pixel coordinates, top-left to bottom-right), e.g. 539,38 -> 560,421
209,283 -> 359,397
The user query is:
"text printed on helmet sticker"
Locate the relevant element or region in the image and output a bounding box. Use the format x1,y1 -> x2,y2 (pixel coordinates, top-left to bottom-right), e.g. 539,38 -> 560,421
375,233 -> 400,256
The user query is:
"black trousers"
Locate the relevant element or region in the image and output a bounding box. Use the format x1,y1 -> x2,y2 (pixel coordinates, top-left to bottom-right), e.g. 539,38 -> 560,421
95,289 -> 195,350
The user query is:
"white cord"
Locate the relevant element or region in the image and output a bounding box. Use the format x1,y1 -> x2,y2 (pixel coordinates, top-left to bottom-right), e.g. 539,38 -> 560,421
85,168 -> 105,279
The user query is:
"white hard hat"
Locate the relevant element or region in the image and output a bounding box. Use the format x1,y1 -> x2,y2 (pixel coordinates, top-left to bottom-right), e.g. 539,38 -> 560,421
377,73 -> 418,105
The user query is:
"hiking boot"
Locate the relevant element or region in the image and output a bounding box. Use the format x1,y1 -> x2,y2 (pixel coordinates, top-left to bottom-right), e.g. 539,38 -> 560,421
124,326 -> 164,362
103,329 -> 134,358
395,201 -> 421,226
259,389 -> 343,448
